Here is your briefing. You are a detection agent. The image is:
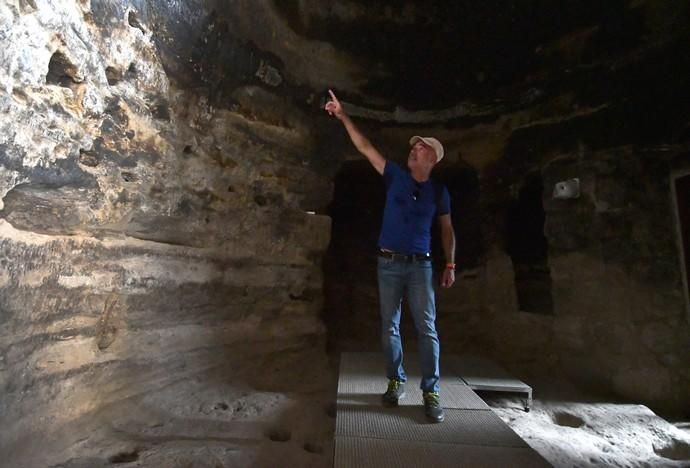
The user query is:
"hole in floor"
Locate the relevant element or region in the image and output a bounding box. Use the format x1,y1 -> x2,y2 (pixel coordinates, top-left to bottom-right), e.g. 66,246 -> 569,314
552,411 -> 585,428
266,428 -> 291,442
654,438 -> 690,460
303,442 -> 324,454
108,448 -> 140,464
121,171 -> 136,182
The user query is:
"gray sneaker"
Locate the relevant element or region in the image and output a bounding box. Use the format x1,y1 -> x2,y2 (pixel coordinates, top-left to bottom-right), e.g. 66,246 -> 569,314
382,379 -> 406,407
423,392 -> 444,423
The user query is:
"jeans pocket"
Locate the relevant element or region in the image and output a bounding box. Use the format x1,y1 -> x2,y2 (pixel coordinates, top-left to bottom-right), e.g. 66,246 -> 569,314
378,256 -> 396,268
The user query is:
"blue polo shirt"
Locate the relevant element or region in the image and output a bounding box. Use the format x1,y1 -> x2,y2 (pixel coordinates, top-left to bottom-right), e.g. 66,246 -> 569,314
378,161 -> 451,255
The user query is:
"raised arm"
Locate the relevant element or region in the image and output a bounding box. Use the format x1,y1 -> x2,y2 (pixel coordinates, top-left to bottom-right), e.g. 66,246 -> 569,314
324,89 -> 386,175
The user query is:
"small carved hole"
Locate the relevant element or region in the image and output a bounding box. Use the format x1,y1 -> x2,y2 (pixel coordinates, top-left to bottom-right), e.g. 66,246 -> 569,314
46,51 -> 79,87
128,11 -> 145,33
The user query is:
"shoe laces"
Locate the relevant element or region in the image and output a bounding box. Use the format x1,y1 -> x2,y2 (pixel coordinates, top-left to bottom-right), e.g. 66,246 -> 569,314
387,379 -> 402,392
423,392 -> 440,407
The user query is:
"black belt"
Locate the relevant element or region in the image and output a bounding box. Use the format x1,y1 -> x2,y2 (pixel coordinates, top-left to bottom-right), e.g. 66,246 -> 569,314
378,250 -> 431,262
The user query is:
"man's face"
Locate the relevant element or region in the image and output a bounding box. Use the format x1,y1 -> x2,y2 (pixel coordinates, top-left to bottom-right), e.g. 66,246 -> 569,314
408,141 -> 437,171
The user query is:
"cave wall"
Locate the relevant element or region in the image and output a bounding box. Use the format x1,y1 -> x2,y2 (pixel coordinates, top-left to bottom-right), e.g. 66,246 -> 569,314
543,148 -> 689,408
0,0 -> 334,460
472,7 -> 690,409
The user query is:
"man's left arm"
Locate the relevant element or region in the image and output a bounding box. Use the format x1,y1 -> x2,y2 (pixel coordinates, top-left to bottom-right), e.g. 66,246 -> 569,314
439,214 -> 456,288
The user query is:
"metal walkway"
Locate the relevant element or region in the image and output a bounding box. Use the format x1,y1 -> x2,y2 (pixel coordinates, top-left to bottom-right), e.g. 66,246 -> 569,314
335,352 -> 551,468
445,354 -> 533,412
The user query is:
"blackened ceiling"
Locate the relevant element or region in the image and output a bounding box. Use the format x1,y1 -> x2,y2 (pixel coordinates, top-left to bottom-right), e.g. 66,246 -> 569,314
272,0 -> 638,109
91,0 -> 690,123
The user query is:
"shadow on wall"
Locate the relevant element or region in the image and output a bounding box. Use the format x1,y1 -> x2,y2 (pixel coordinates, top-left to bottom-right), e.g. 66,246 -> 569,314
672,169 -> 690,320
322,160 -> 383,350
432,161 -> 483,272
504,172 -> 554,315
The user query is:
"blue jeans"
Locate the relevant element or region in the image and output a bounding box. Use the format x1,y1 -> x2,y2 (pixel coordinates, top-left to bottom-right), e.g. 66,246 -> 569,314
377,256 -> 440,393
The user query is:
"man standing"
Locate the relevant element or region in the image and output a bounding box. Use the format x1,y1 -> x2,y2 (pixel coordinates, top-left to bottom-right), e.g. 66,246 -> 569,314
325,90 -> 456,423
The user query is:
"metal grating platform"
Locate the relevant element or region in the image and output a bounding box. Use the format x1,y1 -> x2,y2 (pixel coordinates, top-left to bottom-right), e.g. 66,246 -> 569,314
337,352 -> 488,410
337,406 -> 528,447
444,354 -> 533,411
335,352 -> 551,468
335,437 -> 552,468
335,437 -> 551,468
337,382 -> 489,410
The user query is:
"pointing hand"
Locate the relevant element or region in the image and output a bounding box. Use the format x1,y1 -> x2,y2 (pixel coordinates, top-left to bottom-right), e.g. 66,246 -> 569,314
324,89 -> 345,120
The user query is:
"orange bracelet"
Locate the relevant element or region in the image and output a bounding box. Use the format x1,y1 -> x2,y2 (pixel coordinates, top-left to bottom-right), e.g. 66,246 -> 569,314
445,263 -> 456,270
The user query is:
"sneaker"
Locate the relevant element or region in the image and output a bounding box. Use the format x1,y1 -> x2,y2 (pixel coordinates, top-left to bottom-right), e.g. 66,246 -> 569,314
382,379 -> 406,407
423,392 -> 444,423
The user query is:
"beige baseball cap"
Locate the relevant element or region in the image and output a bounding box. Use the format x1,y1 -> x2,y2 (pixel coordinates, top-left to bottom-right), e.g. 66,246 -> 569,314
409,136 -> 444,162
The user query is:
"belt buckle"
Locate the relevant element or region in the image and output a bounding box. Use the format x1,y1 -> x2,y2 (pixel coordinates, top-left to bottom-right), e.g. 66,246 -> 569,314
380,250 -> 429,262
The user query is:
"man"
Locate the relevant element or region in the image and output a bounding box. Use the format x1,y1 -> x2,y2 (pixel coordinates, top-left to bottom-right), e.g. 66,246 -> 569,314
325,90 -> 456,423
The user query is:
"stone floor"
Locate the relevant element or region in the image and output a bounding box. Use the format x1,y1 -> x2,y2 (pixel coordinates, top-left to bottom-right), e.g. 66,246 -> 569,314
11,347 -> 338,468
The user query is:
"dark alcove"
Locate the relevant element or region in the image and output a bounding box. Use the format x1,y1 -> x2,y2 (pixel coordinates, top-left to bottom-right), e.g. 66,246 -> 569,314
505,172 -> 554,315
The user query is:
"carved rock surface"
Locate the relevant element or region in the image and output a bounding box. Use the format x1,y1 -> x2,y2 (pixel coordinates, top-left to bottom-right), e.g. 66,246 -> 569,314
0,1 -> 334,465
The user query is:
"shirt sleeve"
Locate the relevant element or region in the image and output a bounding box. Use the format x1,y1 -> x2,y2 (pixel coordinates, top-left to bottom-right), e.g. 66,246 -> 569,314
382,160 -> 402,188
437,185 -> 451,216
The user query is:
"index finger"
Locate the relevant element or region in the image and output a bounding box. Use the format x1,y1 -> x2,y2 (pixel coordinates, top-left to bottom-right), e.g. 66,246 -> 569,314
328,89 -> 339,103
